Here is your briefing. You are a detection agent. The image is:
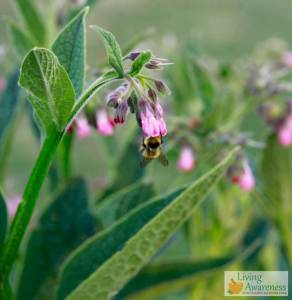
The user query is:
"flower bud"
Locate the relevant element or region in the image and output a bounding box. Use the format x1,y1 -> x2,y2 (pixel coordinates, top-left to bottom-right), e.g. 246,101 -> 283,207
278,115 -> 292,147
177,146 -> 196,172
154,80 -> 170,96
148,88 -> 157,102
127,51 -> 141,61
238,163 -> 255,192
114,101 -> 129,124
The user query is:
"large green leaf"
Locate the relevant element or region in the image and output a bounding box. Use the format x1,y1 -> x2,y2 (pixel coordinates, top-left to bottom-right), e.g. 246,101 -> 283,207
117,244 -> 257,300
19,48 -> 76,132
17,178 -> 97,300
7,22 -> 35,59
95,181 -> 155,227
91,26 -> 124,77
57,187 -> 184,300
0,68 -> 20,147
0,190 -> 7,247
58,147 -> 238,300
14,0 -> 47,45
52,7 -> 89,97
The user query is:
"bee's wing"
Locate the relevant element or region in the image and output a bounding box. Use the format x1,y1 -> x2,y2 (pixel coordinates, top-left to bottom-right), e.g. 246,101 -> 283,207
158,152 -> 169,166
140,157 -> 153,168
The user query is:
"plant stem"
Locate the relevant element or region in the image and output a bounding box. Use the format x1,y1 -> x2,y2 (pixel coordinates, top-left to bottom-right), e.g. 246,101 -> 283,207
0,127 -> 62,280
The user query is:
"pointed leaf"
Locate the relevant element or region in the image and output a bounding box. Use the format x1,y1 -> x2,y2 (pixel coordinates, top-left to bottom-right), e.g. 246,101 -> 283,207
57,187 -> 184,300
14,0 -> 47,45
19,48 -> 76,132
91,26 -> 124,77
0,190 -> 8,247
17,178 -> 97,300
52,7 -> 89,97
58,147 -> 238,300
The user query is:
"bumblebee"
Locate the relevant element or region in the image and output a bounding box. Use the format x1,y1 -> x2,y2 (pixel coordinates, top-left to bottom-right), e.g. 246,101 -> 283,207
140,136 -> 169,167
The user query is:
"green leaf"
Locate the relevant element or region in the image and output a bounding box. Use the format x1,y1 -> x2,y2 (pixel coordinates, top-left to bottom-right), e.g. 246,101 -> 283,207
14,0 -> 47,45
95,181 -> 155,227
117,247 -> 256,300
57,147 -> 238,300
0,190 -> 8,247
19,48 -> 76,132
7,21 -> 35,59
52,7 -> 89,97
91,26 -> 124,77
129,51 -> 152,76
0,68 -> 20,148
56,187 -> 184,300
17,178 -> 97,300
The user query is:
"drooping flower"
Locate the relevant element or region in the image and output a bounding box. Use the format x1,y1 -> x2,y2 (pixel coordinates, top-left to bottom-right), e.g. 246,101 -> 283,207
96,109 -> 114,136
278,115 -> 292,147
177,146 -> 195,172
114,101 -> 129,124
138,98 -> 167,137
7,195 -> 21,219
229,161 -> 255,192
75,115 -> 92,138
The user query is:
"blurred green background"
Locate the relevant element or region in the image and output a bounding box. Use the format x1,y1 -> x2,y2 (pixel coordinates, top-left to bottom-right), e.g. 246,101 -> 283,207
1,0 -> 292,192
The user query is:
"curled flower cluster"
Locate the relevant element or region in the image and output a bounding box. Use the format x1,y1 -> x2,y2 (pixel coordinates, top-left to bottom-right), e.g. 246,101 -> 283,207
104,51 -> 171,138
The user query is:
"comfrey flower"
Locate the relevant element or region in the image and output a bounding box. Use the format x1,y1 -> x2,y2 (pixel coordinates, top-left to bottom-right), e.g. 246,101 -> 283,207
105,51 -> 171,140
278,114 -> 292,147
138,99 -> 167,137
96,109 -> 114,136
7,195 -> 22,219
75,115 -> 92,138
177,146 -> 196,172
228,160 -> 255,192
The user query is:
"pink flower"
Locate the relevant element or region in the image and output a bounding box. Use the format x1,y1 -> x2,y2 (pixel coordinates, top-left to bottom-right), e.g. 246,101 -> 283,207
139,99 -> 167,137
282,52 -> 292,69
7,195 -> 21,219
278,115 -> 292,147
75,115 -> 91,138
177,146 -> 195,172
0,78 -> 6,92
96,109 -> 114,136
114,101 -> 129,124
238,163 -> 255,192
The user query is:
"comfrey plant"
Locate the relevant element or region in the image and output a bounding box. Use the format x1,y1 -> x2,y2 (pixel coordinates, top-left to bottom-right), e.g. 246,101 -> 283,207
0,5 -> 172,293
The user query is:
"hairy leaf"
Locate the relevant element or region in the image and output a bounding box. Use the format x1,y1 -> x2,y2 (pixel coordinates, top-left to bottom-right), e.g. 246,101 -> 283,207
95,181 -> 155,227
17,178 -> 97,300
52,7 -> 89,97
129,51 -> 152,76
14,0 -> 47,45
91,26 -> 124,77
0,190 -> 7,247
57,188 -> 184,300
19,48 -> 76,132
58,147 -> 237,300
